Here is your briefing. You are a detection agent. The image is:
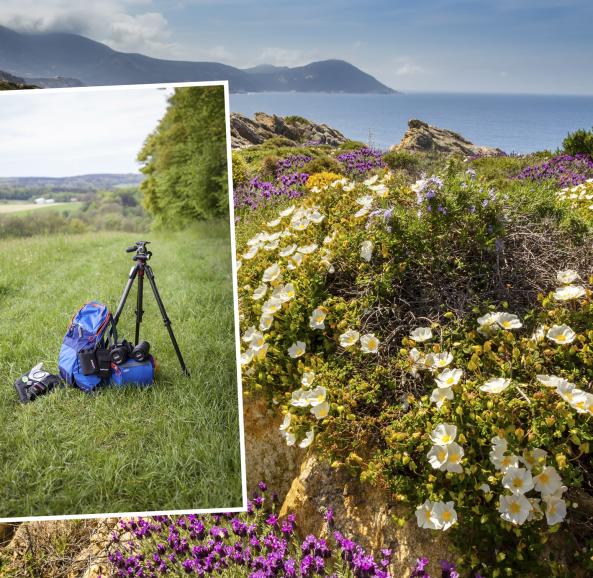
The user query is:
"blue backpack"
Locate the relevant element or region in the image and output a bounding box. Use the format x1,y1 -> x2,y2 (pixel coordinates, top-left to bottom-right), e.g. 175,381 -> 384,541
58,301 -> 114,392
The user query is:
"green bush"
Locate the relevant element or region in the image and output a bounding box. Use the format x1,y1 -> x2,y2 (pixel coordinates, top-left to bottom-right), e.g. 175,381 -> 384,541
337,139 -> 367,151
302,155 -> 342,175
563,127 -> 593,157
383,149 -> 421,173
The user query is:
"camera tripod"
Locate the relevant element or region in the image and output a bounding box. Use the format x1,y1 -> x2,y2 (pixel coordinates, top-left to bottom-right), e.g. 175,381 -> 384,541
112,241 -> 189,376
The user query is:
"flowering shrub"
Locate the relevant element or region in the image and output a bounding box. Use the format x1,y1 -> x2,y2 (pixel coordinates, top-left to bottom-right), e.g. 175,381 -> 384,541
556,179 -> 593,214
236,160 -> 593,576
336,148 -> 386,177
305,172 -> 346,191
514,153 -> 593,188
276,155 -> 314,177
107,484 -> 464,577
233,174 -> 310,211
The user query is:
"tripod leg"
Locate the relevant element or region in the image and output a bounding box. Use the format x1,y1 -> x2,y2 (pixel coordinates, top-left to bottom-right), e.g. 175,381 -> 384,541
144,265 -> 190,376
112,265 -> 139,335
135,271 -> 144,344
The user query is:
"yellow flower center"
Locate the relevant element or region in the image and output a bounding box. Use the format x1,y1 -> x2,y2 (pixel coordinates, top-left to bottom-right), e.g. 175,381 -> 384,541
556,335 -> 566,342
442,511 -> 452,522
510,502 -> 521,514
502,321 -> 511,328
539,473 -> 549,484
438,450 -> 447,461
447,377 -> 455,385
512,478 -> 523,489
442,434 -> 451,443
449,452 -> 460,462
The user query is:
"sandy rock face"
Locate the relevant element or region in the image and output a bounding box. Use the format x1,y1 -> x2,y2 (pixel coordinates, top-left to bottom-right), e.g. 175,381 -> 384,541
279,454 -> 452,578
243,396 -> 306,497
392,118 -> 504,157
230,112 -> 347,149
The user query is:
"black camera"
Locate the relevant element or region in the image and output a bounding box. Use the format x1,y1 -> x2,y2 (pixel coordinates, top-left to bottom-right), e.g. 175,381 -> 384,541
132,340 -> 151,362
111,340 -> 134,365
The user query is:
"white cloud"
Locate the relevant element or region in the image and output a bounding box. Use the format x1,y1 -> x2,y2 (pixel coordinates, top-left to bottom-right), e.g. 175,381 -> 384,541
394,57 -> 425,76
251,47 -> 320,68
0,0 -> 177,57
0,87 -> 172,176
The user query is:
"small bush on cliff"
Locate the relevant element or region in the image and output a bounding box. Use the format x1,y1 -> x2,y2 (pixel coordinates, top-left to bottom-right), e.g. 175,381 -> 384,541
563,127 -> 593,157
383,150 -> 421,173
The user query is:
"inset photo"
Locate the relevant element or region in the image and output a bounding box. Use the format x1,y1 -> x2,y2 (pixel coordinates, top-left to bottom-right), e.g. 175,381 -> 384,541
0,82 -> 245,520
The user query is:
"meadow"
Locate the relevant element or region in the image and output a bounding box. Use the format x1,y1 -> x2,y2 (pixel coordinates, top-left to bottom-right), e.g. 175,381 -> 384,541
0,225 -> 243,517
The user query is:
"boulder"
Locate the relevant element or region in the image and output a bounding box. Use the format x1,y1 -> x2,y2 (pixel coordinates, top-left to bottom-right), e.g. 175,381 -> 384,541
230,112 -> 347,149
243,395 -> 306,497
279,454 -> 452,578
392,118 -> 504,157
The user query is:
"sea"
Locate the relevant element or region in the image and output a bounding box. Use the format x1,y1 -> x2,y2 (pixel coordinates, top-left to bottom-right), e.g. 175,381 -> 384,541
230,92 -> 593,154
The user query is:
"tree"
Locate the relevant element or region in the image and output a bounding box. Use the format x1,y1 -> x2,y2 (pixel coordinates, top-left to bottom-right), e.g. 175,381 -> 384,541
137,86 -> 229,227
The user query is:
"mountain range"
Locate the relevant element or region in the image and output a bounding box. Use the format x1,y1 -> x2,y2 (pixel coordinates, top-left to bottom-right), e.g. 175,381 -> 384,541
0,25 -> 395,94
0,174 -> 143,195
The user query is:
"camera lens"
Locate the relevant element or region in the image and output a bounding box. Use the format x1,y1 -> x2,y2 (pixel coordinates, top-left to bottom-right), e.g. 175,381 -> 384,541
132,341 -> 150,362
111,341 -> 132,365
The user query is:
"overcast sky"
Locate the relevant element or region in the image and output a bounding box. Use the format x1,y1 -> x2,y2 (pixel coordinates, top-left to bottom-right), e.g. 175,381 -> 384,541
0,0 -> 592,94
0,87 -> 173,177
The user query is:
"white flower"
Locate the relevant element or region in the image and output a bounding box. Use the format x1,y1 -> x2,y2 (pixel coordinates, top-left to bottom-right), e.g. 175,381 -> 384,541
491,452 -> 520,472
237,260 -> 242,271
428,443 -> 463,473
425,352 -> 453,369
279,413 -> 292,432
288,341 -> 306,358
242,326 -> 257,343
262,263 -> 281,283
298,243 -> 318,255
287,252 -> 304,270
290,388 -> 309,407
309,210 -> 325,224
520,448 -> 548,470
479,484 -> 491,494
309,307 -> 327,330
534,466 -> 563,496
249,331 -> 265,351
340,329 -> 360,348
262,298 -> 282,315
477,312 -> 502,334
415,500 -> 438,530
240,348 -> 254,366
278,283 -> 296,303
267,217 -> 281,228
410,327 -> 433,342
292,219 -> 309,231
429,423 -> 457,446
431,501 -> 458,531
480,377 -> 511,394
557,383 -> 588,410
435,368 -> 462,389
282,431 -> 296,446
497,312 -> 523,330
491,436 -> 508,452
427,444 -> 448,470
360,240 -> 373,262
264,240 -> 279,251
557,269 -> 579,284
305,386 -> 327,407
311,401 -> 330,419
360,333 -> 380,353
243,245 -> 260,260
542,495 -> 567,525
253,284 -> 268,301
531,325 -> 546,343
279,244 -> 297,257
301,371 -> 316,388
536,374 -> 570,389
430,386 -> 454,408
369,183 -> 389,197
354,206 -> 370,218
356,194 -> 374,207
546,324 -> 576,345
364,175 -> 379,186
259,314 -> 273,332
299,429 -> 315,448
502,467 -> 534,495
498,493 -> 532,525
553,285 -> 586,301
279,205 -> 295,217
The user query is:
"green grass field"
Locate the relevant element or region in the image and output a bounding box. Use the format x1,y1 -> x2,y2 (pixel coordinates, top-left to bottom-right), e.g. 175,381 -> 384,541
0,202 -> 83,215
0,225 -> 243,517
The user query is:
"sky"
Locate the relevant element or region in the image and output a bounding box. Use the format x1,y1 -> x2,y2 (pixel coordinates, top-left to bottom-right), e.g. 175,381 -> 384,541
1,0 -> 593,94
0,86 -> 173,176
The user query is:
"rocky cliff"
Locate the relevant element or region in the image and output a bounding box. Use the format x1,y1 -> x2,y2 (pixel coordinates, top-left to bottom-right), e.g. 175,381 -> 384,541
230,112 -> 347,148
392,118 -> 504,156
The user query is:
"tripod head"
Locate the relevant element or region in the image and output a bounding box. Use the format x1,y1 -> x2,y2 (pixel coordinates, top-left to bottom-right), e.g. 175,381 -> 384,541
126,241 -> 152,262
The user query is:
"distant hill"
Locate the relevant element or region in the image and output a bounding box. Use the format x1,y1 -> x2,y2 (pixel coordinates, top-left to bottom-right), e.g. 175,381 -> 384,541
0,173 -> 143,196
0,25 -> 395,94
0,69 -> 37,89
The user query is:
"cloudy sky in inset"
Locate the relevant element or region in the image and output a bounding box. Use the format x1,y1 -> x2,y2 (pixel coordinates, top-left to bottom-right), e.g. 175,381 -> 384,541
0,0 -> 592,94
0,86 -> 173,176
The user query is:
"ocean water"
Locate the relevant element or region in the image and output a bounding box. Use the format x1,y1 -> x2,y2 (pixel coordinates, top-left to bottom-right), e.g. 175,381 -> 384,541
230,92 -> 593,154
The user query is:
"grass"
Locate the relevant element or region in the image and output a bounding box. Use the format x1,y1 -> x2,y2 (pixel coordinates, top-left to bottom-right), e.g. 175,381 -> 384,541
0,224 -> 243,517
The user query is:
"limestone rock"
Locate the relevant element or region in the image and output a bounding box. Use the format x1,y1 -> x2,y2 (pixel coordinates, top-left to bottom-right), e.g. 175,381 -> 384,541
243,396 -> 306,497
392,118 -> 504,157
230,112 -> 347,149
279,454 -> 452,578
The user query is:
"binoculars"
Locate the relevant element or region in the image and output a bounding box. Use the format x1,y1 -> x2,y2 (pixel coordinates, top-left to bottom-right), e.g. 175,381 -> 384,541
111,340 -> 151,365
